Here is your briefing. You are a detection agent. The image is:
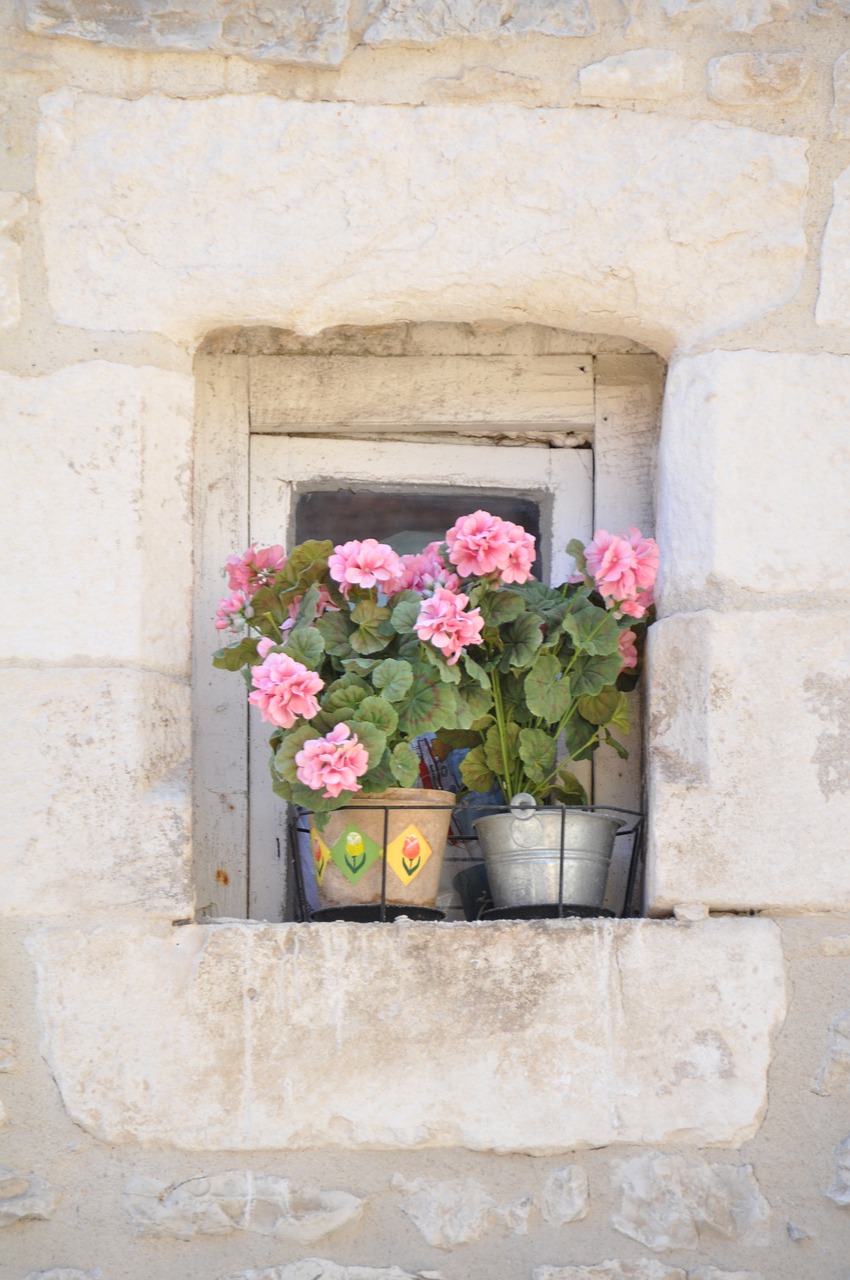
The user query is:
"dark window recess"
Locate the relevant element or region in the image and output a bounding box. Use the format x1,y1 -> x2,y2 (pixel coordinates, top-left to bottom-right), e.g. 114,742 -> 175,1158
295,489 -> 542,569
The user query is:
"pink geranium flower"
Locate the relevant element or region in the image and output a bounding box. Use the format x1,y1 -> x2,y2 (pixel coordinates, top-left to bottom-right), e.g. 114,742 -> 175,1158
328,539 -> 404,597
618,628 -> 638,671
295,723 -> 370,798
618,589 -> 654,620
225,543 -> 286,597
625,527 -> 659,593
584,530 -> 640,602
445,511 -> 513,577
385,542 -> 461,595
214,590 -> 254,632
281,584 -> 339,637
248,651 -> 323,728
415,586 -> 484,666
499,522 -> 536,585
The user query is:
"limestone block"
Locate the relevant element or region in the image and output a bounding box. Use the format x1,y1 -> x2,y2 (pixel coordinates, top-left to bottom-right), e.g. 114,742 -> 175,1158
392,1175 -> 494,1247
540,1165 -> 589,1225
817,164 -> 850,329
0,1167 -> 56,1226
28,917 -> 785,1150
0,363 -> 193,669
535,1266 -> 684,1280
657,352 -> 850,609
812,1008 -> 850,1094
689,1270 -> 764,1279
37,92 -> 808,355
362,0 -> 597,43
125,1171 -> 362,1242
0,192 -> 26,329
24,1272 -> 103,1280
0,1038 -> 15,1071
831,52 -> 850,140
647,610 -> 850,913
612,1153 -> 770,1251
579,50 -> 684,100
219,1265 -> 439,1280
826,1135 -> 850,1206
425,66 -> 543,103
708,53 -> 811,105
497,1196 -> 533,1234
0,669 -> 192,918
660,0 -> 791,31
21,0 -> 351,67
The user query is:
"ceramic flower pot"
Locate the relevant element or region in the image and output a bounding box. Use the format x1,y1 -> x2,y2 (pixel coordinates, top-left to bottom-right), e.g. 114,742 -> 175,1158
310,789 -> 455,909
473,806 -> 623,913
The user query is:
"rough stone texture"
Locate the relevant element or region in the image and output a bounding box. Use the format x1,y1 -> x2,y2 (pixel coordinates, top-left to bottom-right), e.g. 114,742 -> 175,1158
657,352 -> 850,609
831,51 -> 850,140
0,191 -> 26,330
611,1153 -> 770,1251
812,1008 -> 850,1094
647,610 -> 850,913
125,1172 -> 362,1242
817,164 -> 850,329
24,1273 -> 103,1280
37,92 -> 808,355
540,1165 -> 589,1225
708,53 -> 811,105
0,363 -> 193,670
0,1167 -> 57,1226
689,1271 -> 764,1279
0,1038 -> 15,1071
219,1266 -> 439,1280
22,0 -> 351,67
425,65 -> 543,102
826,1136 -> 850,1206
0,669 -> 192,918
534,1265 -> 685,1280
27,918 -> 785,1150
362,0 -> 597,44
660,0 -> 791,31
579,50 -> 684,100
392,1175 -> 495,1247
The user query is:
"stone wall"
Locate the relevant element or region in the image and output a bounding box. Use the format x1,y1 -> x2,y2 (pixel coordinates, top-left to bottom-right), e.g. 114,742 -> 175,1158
2,1 -> 850,1278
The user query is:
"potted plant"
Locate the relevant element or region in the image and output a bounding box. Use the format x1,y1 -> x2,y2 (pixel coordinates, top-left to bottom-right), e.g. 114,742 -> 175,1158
212,537 -> 465,912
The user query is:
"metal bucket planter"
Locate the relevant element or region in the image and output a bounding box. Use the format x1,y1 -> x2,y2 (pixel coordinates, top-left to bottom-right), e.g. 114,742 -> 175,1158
473,804 -> 624,914
310,789 -> 455,910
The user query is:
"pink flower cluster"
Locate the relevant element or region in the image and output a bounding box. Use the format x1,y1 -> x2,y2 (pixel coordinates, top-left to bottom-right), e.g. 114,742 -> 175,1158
618,628 -> 638,671
248,650 -> 324,728
385,542 -> 461,596
415,586 -> 484,666
214,590 -> 254,632
583,527 -> 658,619
328,539 -> 404,598
281,584 -> 339,637
445,511 -> 536,585
295,723 -> 370,798
225,543 -> 287,595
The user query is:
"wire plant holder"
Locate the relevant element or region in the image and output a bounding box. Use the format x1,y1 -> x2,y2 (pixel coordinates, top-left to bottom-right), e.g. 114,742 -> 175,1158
288,800 -> 645,923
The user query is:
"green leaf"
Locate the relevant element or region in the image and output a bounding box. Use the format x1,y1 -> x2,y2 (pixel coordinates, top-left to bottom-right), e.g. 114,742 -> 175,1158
604,731 -> 630,760
315,609 -> 354,658
562,600 -> 622,657
361,753 -> 396,794
562,714 -> 600,762
566,538 -> 587,575
356,696 -> 399,737
323,680 -> 369,714
460,745 -> 496,793
396,674 -> 458,737
524,654 -> 572,723
390,597 -> 422,635
577,686 -> 629,730
350,599 -> 393,655
372,658 -> 414,702
499,613 -> 543,672
390,742 -> 420,788
570,651 -> 624,697
247,585 -> 287,626
462,653 -> 490,688
483,721 -> 520,775
294,583 -> 321,626
282,626 -> 325,670
518,727 -> 556,784
277,540 -> 333,595
480,590 -> 525,627
436,728 -> 484,751
456,682 -> 493,724
513,580 -> 569,628
550,768 -> 588,806
272,722 -> 320,784
422,642 -> 461,684
213,637 -> 260,672
342,656 -> 381,675
346,719 -> 386,767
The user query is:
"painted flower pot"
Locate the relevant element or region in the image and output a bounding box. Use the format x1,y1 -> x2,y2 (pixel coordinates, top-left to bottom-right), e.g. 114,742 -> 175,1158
473,807 -> 623,913
310,789 -> 455,909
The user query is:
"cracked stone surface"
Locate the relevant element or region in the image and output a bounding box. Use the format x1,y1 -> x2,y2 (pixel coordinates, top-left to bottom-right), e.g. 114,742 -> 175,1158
124,1172 -> 363,1242
708,52 -> 811,104
611,1152 -> 771,1251
0,1168 -> 57,1227
831,51 -> 850,139
0,1038 -> 16,1071
37,91 -> 808,354
812,1008 -> 850,1094
392,1175 -> 495,1247
362,0 -> 597,44
540,1165 -> 589,1225
818,164 -> 850,329
579,50 -> 684,100
0,192 -> 26,330
826,1136 -> 850,1206
660,0 -> 791,31
21,0 -> 351,66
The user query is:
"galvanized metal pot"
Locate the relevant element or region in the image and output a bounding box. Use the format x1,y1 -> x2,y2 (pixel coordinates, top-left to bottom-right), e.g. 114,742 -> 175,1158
473,804 -> 623,912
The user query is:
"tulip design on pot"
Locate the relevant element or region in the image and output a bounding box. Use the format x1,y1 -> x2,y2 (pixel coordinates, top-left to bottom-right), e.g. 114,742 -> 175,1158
344,829 -> 366,876
401,833 -> 421,878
